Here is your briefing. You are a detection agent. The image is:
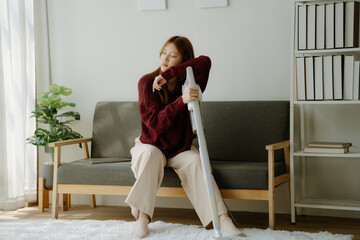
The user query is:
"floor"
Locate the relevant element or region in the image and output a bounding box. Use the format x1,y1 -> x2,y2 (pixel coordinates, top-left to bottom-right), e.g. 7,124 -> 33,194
0,205 -> 359,239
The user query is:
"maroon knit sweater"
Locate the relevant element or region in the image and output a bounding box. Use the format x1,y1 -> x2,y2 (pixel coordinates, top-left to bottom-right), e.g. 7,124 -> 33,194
138,55 -> 211,158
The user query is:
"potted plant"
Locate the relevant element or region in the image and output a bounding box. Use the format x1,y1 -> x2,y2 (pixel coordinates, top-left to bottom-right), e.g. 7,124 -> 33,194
27,84 -> 83,189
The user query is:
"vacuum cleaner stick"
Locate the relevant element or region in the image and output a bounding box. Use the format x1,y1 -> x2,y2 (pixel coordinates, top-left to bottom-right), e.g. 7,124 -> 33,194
182,67 -> 228,240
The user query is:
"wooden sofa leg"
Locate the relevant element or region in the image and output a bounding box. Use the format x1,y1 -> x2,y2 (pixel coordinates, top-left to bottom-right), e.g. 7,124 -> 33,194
52,191 -> 59,218
51,147 -> 60,219
62,194 -> 70,211
68,194 -> 71,208
38,178 -> 45,212
90,194 -> 96,208
39,177 -> 52,212
268,149 -> 275,229
269,190 -> 275,229
43,189 -> 50,208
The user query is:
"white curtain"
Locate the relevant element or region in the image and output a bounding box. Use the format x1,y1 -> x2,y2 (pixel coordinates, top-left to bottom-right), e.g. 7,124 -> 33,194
0,0 -> 37,210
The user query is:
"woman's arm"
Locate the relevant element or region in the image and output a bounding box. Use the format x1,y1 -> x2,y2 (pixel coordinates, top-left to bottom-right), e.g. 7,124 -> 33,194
138,76 -> 186,135
161,55 -> 211,92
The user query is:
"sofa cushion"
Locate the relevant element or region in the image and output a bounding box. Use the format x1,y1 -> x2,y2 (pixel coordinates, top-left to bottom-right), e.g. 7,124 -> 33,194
58,159 -> 287,190
211,161 -> 287,190
57,159 -> 182,187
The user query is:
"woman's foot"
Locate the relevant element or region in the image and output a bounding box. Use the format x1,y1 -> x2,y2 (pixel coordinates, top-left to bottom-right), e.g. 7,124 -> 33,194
219,214 -> 246,237
132,211 -> 151,239
132,218 -> 149,239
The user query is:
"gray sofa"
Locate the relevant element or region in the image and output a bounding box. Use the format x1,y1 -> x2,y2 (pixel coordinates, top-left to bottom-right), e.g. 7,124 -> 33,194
49,101 -> 291,229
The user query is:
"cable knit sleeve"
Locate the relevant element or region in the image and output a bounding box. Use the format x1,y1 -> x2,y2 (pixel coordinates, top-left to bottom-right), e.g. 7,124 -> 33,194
138,75 -> 186,135
161,55 -> 211,92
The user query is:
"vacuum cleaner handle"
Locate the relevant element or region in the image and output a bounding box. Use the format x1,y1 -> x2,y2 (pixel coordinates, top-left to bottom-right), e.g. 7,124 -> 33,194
182,67 -> 198,133
182,66 -> 225,239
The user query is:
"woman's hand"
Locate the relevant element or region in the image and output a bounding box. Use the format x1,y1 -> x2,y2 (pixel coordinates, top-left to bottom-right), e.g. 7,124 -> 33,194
152,75 -> 167,92
182,87 -> 199,104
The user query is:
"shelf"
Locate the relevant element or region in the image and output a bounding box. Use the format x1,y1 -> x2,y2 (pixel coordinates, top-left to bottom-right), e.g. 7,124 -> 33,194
290,0 -> 360,223
296,0 -> 360,4
295,198 -> 360,211
294,150 -> 360,158
295,47 -> 360,56
293,100 -> 360,104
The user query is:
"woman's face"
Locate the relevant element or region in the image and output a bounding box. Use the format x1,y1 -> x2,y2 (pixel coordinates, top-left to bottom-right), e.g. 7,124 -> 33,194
160,43 -> 183,72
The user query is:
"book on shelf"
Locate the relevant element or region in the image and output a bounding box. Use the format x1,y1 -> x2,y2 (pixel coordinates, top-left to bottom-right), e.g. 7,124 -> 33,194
335,2 -> 345,48
316,4 -> 325,49
305,57 -> 315,100
307,4 -> 316,50
304,146 -> 349,154
345,1 -> 359,48
354,61 -> 360,100
323,55 -> 333,100
314,56 -> 324,100
333,55 -> 343,100
298,5 -> 307,50
326,3 -> 335,49
296,57 -> 306,100
344,55 -> 354,100
308,141 -> 352,148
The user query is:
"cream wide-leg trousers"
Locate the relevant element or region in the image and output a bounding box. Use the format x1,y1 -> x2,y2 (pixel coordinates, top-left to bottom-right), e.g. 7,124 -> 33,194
124,137 -> 228,227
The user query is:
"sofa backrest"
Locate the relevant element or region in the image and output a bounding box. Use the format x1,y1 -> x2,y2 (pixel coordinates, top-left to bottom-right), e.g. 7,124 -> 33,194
91,101 -> 289,162
91,102 -> 141,159
201,101 -> 289,162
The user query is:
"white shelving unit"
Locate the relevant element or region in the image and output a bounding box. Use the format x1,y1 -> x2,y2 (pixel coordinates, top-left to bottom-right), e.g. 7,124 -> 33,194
290,0 -> 360,223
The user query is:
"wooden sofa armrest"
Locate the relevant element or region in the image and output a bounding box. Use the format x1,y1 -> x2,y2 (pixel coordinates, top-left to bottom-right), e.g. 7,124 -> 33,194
48,137 -> 92,147
266,139 -> 295,229
265,140 -> 291,151
266,139 -> 295,177
49,137 -> 92,165
51,137 -> 92,218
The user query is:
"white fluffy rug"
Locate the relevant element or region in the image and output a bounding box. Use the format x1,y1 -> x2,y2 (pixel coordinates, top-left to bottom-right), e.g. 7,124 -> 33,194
0,219 -> 353,240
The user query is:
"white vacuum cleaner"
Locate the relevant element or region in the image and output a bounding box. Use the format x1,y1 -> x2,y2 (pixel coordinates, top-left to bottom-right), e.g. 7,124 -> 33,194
182,66 -> 229,240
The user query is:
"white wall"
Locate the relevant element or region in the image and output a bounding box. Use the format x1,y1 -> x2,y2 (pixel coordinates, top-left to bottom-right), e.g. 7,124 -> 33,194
34,0 -> 360,219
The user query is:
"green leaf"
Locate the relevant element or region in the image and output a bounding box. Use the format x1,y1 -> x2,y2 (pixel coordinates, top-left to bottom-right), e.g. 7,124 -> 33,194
60,120 -> 74,125
60,87 -> 72,96
58,102 -> 76,108
48,97 -> 61,105
51,102 -> 64,109
35,120 -> 48,124
37,92 -> 49,100
56,111 -> 80,118
34,128 -> 50,136
48,92 -> 57,98
50,84 -> 61,94
26,137 -> 36,145
38,98 -> 49,106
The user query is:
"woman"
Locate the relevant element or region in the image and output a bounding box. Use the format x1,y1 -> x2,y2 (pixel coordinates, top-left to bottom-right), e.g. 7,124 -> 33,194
125,36 -> 245,238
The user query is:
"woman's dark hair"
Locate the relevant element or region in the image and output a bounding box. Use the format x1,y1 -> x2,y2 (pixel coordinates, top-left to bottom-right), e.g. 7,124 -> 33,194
147,36 -> 195,105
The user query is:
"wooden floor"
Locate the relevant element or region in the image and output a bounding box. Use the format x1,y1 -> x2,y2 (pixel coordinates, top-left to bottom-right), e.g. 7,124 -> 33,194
0,205 -> 359,239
